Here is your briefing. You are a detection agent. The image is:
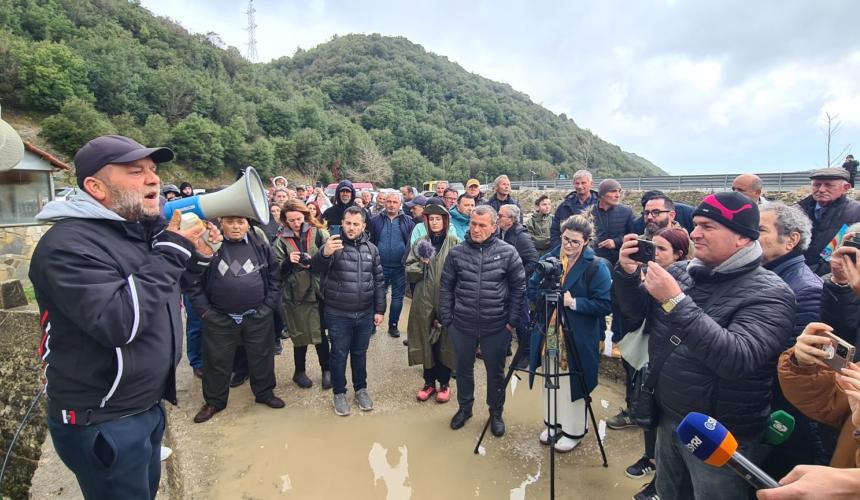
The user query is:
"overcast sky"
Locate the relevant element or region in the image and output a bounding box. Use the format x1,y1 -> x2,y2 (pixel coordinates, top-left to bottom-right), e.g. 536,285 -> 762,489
140,0 -> 860,176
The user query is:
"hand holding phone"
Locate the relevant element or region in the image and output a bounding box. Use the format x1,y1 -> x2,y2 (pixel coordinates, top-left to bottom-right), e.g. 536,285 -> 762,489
631,238 -> 656,263
323,234 -> 343,257
329,224 -> 341,236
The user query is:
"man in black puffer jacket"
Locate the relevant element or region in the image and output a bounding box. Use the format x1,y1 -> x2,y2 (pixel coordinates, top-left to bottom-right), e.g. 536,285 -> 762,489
613,192 -> 795,500
440,205 -> 526,437
312,206 -> 385,416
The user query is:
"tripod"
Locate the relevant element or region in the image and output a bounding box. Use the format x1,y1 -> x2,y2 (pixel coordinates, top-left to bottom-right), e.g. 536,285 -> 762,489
473,283 -> 608,500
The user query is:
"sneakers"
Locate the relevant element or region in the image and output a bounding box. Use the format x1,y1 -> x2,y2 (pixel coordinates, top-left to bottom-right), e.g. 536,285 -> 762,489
356,388 -> 373,411
625,456 -> 656,479
417,385 -> 436,402
607,409 -> 637,430
632,480 -> 659,500
435,385 -> 450,403
333,393 -> 350,416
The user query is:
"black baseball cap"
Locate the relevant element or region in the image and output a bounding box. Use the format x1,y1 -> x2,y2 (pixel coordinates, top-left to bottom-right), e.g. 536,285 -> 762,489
74,135 -> 174,188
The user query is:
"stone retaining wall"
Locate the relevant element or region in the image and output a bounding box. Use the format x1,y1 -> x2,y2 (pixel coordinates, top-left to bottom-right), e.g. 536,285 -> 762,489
0,226 -> 50,284
0,305 -> 46,500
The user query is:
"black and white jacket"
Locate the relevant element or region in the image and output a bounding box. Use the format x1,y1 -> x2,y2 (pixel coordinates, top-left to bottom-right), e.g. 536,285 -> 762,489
30,192 -> 209,425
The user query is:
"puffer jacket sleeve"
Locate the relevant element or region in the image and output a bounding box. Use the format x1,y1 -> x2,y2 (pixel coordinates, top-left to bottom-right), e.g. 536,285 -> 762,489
793,277 -> 823,339
778,348 -> 848,430
573,260 -> 612,318
371,244 -> 386,315
821,276 -> 860,346
506,247 -> 526,328
612,266 -> 651,327
439,247 -> 459,326
516,230 -> 539,277
667,281 -> 795,379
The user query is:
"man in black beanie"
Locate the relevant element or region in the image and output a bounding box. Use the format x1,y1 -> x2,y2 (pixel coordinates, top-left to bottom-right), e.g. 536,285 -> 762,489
612,191 -> 796,500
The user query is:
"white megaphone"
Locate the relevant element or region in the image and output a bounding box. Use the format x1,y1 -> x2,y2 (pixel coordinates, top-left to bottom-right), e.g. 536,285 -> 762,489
162,166 -> 270,225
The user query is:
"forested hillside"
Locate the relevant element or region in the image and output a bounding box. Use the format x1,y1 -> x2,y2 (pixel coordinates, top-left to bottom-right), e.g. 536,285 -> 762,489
0,0 -> 664,186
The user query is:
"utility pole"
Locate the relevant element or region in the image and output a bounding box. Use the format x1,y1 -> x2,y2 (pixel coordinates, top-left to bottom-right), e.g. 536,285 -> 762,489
245,0 -> 258,62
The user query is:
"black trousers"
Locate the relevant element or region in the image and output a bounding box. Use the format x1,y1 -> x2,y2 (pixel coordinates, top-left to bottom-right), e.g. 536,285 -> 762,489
202,309 -> 276,409
422,338 -> 451,386
294,329 -> 331,373
449,324 -> 510,415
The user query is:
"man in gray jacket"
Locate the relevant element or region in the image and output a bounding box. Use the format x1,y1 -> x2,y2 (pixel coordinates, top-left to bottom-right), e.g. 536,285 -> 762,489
439,205 -> 526,437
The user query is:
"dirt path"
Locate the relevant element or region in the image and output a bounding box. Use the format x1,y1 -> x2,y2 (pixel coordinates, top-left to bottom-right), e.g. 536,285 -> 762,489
29,298 -> 647,500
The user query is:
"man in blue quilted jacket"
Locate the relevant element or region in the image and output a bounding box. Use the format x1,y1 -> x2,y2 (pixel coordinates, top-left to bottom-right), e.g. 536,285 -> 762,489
613,191 -> 795,500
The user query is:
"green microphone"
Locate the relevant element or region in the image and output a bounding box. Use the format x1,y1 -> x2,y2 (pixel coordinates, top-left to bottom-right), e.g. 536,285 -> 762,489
764,410 -> 796,445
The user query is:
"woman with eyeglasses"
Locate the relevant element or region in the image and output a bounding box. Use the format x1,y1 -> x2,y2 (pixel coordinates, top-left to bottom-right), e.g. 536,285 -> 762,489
525,214 -> 612,452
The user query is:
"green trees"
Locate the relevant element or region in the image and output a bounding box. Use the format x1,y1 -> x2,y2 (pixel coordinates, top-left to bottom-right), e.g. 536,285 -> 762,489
18,41 -> 91,111
169,114 -> 224,176
40,97 -> 114,155
1,0 -> 663,185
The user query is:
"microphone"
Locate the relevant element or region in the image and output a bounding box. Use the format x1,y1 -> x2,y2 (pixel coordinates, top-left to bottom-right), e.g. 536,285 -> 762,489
763,410 -> 795,446
676,412 -> 779,490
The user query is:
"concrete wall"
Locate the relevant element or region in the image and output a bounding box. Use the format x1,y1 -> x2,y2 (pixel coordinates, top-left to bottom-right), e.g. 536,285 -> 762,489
0,305 -> 46,500
0,225 -> 50,284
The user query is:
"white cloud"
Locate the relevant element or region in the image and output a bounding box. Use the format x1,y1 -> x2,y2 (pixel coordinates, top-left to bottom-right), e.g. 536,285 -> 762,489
138,0 -> 860,174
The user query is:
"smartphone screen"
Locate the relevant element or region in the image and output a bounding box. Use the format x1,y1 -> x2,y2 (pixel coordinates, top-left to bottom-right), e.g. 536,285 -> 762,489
330,225 -> 341,236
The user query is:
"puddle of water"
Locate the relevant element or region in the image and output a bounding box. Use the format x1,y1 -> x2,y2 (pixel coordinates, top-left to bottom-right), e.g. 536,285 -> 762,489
202,300 -> 645,500
280,474 -> 292,492
509,465 -> 540,500
369,442 -> 411,500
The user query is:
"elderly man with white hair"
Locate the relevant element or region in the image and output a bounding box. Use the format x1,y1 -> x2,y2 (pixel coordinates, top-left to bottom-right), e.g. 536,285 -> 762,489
551,169 -> 599,248
798,167 -> 860,275
484,174 -> 521,222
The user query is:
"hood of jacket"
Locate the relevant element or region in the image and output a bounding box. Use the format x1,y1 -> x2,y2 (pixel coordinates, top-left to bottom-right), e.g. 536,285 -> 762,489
36,190 -> 126,223
334,180 -> 356,208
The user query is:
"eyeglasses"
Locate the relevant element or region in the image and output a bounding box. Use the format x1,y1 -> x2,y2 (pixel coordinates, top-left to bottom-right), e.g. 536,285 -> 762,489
643,209 -> 671,218
561,237 -> 585,247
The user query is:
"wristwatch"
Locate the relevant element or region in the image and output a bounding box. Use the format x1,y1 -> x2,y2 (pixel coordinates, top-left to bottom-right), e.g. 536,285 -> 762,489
661,292 -> 686,313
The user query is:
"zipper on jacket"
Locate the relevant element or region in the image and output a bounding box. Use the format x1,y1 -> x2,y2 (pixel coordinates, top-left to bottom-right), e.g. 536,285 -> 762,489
476,245 -> 483,337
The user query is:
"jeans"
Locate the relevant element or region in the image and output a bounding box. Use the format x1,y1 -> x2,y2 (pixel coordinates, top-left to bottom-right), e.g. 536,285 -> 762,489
325,310 -> 374,395
655,415 -> 763,500
47,403 -> 165,500
202,308 -> 276,408
382,266 -> 406,328
449,323 -> 510,415
183,294 -> 202,369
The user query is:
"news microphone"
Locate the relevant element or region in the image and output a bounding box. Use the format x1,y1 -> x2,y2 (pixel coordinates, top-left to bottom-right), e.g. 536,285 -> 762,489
676,412 -> 779,490
763,410 -> 795,446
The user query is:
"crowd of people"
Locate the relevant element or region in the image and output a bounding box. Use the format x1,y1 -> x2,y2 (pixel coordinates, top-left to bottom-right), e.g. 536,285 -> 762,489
28,134 -> 860,500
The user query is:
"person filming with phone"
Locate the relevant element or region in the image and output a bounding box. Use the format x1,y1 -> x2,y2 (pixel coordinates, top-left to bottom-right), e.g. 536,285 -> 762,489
311,206 -> 385,416
613,191 -> 795,499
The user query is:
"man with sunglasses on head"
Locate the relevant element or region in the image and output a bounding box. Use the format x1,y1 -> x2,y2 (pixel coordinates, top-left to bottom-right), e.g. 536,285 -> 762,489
798,167 -> 860,276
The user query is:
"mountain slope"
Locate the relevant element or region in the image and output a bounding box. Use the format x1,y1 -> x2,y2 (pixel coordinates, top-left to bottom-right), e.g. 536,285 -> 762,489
0,0 -> 664,186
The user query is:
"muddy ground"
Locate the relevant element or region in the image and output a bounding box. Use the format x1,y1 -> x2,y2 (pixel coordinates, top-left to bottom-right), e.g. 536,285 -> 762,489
30,298 -> 647,500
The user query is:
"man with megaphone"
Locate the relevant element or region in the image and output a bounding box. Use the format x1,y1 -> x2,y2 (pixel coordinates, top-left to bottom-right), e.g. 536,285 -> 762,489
30,135 -> 222,500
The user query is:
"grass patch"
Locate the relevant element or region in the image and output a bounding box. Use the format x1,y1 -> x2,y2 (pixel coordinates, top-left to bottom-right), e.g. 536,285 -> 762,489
23,284 -> 36,304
